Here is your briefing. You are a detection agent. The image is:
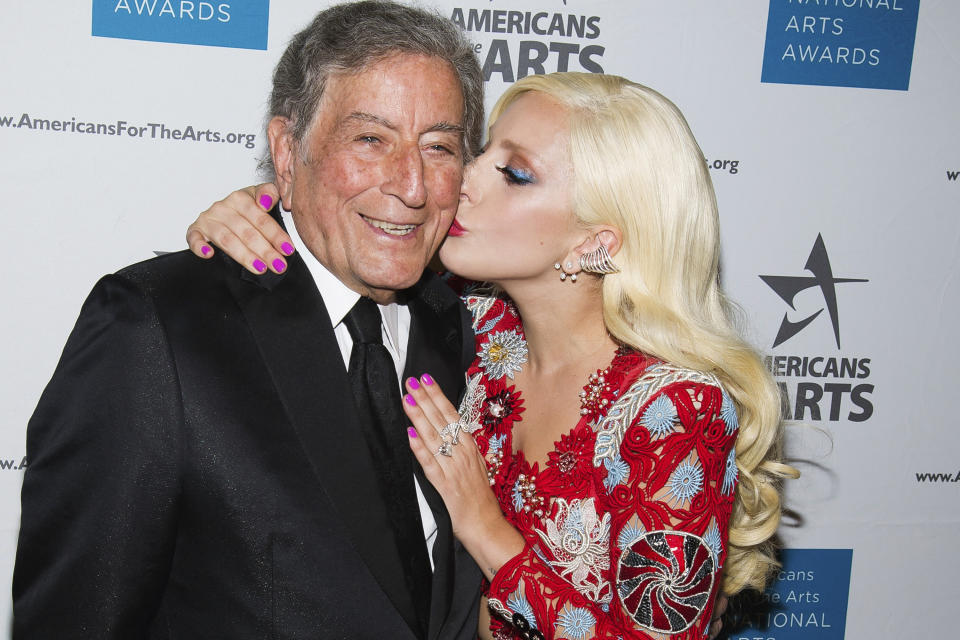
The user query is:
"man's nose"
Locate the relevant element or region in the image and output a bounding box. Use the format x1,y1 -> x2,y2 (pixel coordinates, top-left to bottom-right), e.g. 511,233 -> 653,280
383,143 -> 427,208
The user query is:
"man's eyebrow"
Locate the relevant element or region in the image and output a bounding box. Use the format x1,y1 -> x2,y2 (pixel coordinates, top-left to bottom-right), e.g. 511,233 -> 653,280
341,112 -> 463,135
425,121 -> 464,135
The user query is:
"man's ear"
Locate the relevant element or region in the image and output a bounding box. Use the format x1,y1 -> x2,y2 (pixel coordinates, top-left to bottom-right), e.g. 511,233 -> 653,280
267,116 -> 296,210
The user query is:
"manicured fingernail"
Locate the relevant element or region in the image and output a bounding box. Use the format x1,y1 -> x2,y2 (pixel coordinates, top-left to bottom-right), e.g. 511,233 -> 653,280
201,245 -> 211,256
407,427 -> 418,438
272,259 -> 286,273
281,242 -> 295,256
404,394 -> 416,407
407,377 -> 420,390
421,373 -> 434,386
253,259 -> 266,273
259,194 -> 273,209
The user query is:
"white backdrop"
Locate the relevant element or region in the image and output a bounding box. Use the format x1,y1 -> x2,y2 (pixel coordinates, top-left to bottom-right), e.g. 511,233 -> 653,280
1,1 -> 956,637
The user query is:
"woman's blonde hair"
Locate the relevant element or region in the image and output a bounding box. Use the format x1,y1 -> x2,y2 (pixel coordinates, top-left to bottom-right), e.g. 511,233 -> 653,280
489,73 -> 798,595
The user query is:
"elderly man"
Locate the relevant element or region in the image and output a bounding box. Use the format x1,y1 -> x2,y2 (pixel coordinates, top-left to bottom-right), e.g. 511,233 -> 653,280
13,2 -> 483,638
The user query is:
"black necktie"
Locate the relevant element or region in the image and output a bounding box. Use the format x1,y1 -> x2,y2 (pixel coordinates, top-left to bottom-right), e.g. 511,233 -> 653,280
344,297 -> 432,635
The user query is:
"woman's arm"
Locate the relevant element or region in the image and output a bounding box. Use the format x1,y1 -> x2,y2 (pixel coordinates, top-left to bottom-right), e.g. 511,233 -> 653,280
186,183 -> 293,274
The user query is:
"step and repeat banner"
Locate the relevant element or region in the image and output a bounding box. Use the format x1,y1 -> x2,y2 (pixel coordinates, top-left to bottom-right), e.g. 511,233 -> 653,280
1,1 -> 956,637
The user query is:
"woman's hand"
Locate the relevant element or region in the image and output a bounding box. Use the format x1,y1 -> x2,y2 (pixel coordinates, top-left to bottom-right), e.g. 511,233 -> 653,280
186,183 -> 293,275
403,374 -> 525,580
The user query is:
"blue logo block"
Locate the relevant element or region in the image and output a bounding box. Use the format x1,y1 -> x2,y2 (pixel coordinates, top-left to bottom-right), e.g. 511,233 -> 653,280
761,0 -> 919,90
92,1 -> 269,50
733,549 -> 853,640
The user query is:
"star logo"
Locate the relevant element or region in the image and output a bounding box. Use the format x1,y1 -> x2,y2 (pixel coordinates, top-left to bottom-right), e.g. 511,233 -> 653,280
759,234 -> 867,349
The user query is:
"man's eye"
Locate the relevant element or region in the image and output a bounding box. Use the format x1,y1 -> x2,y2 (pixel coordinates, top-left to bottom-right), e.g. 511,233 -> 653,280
496,165 -> 535,185
356,135 -> 381,144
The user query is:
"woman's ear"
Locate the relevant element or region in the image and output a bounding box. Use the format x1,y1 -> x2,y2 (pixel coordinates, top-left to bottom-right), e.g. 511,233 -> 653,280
573,227 -> 622,262
267,117 -> 296,210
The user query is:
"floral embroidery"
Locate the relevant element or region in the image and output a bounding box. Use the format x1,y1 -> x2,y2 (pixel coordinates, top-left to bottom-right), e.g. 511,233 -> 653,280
464,294 -> 501,332
593,363 -> 721,467
704,519 -> 723,564
555,606 -> 596,640
641,394 -> 678,438
722,446 -> 738,495
720,390 -> 739,435
665,456 -> 704,507
602,453 -> 630,494
536,498 -> 612,603
478,329 -> 528,380
617,530 -> 715,633
511,479 -> 525,513
484,387 -> 524,428
506,592 -> 538,630
547,430 -> 593,492
617,521 -> 646,550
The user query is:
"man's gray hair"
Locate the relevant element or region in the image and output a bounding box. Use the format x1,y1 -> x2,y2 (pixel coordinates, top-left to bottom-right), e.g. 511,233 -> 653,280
262,0 -> 484,177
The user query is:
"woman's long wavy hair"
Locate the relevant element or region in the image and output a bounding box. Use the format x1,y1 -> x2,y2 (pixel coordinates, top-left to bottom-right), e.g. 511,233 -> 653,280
488,73 -> 798,595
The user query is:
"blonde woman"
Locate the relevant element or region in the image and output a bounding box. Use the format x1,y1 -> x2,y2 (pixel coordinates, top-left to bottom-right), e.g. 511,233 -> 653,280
188,72 -> 796,639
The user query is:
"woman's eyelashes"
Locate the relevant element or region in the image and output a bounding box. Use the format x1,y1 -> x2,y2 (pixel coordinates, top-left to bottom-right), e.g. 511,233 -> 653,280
496,164 -> 536,185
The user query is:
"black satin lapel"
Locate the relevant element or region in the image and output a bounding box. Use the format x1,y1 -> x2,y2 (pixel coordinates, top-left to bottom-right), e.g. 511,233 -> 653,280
226,255 -> 421,636
404,279 -> 469,640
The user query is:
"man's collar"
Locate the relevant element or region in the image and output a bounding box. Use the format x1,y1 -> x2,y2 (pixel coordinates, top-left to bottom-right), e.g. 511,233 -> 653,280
282,210 -> 360,328
282,210 -> 403,350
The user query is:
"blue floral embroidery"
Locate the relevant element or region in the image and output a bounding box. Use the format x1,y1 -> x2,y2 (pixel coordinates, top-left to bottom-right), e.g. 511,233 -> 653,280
488,433 -> 507,455
555,606 -> 595,640
666,457 -> 704,506
722,446 -> 738,495
641,394 -> 678,438
720,391 -> 739,435
704,520 -> 723,564
506,592 -> 538,630
617,523 -> 646,549
511,479 -> 524,512
603,454 -> 630,493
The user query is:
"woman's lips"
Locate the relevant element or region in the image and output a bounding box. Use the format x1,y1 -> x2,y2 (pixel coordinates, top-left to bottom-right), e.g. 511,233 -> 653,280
447,218 -> 466,237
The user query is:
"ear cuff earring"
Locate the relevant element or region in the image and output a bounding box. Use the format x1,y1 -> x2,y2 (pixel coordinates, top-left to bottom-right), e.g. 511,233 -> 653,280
579,244 -> 620,275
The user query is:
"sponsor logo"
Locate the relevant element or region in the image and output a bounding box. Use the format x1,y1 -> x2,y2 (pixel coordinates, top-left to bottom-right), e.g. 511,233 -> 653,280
948,170 -> 959,182
760,235 -> 873,422
450,3 -> 605,83
734,549 -> 852,639
91,0 -> 269,50
760,234 -> 867,349
761,0 -> 919,90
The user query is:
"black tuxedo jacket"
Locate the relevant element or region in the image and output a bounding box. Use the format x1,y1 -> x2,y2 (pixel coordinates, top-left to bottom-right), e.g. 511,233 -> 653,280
13,245 -> 481,639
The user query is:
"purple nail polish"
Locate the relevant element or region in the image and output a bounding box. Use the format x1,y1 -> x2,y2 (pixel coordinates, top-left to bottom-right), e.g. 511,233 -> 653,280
281,242 -> 295,256
407,427 -> 418,439
201,245 -> 211,256
272,259 -> 286,273
407,377 -> 420,390
421,373 -> 434,386
253,259 -> 266,273
404,394 -> 416,407
259,194 -> 273,210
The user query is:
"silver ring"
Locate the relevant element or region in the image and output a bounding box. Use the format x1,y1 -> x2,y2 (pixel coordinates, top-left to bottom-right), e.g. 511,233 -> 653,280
439,422 -> 461,444
435,441 -> 454,457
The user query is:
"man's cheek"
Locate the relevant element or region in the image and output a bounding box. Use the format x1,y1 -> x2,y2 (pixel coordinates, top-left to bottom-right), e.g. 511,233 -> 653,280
431,166 -> 464,207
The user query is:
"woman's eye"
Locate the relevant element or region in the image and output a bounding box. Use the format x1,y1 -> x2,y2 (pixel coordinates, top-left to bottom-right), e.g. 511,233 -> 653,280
496,164 -> 535,185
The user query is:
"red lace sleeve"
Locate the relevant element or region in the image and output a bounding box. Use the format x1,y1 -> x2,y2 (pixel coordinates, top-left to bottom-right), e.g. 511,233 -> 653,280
485,365 -> 739,639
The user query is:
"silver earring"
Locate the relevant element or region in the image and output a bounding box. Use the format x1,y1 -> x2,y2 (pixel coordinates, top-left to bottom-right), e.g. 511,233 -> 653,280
579,244 -> 620,275
555,261 -> 577,282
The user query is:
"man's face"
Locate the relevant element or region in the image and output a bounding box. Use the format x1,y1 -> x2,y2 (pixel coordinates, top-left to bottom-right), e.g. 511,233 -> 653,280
271,53 -> 465,303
